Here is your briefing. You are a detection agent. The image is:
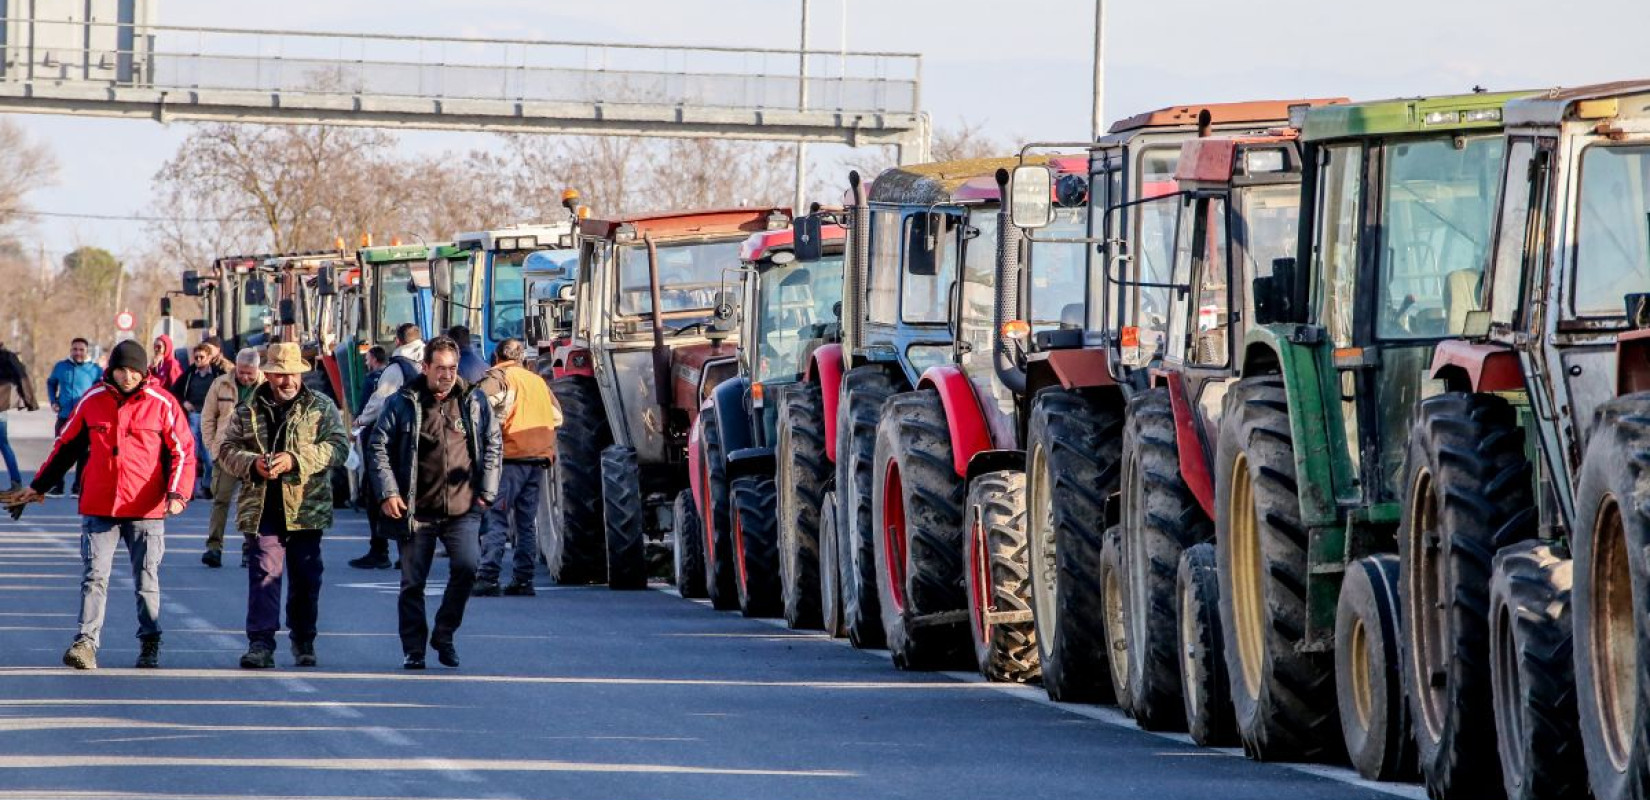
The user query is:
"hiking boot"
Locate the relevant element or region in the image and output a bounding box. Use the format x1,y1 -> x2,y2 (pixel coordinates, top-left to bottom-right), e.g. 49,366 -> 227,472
348,551 -> 393,570
135,638 -> 161,669
201,549 -> 222,568
291,641 -> 317,668
403,653 -> 426,670
240,552 -> 251,568
62,639 -> 96,670
239,644 -> 275,669
434,643 -> 459,668
471,578 -> 501,597
503,581 -> 536,597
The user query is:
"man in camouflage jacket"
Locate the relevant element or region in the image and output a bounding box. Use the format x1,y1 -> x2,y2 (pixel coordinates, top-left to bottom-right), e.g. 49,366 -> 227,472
216,343 -> 349,669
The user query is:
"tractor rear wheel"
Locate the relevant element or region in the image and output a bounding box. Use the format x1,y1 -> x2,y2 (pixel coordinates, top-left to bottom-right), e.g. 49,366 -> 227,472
965,470 -> 1039,683
1336,554 -> 1418,782
1400,392 -> 1535,797
699,412 -> 740,611
1099,526 -> 1132,715
1490,542 -> 1585,800
819,490 -> 847,638
1026,387 -> 1123,703
547,376 -> 609,585
1573,395 -> 1650,800
732,475 -> 782,618
777,382 -> 829,629
601,445 -> 645,591
872,390 -> 969,670
1177,543 -> 1236,747
1215,375 -> 1340,761
837,367 -> 896,650
671,489 -> 707,599
1122,387 -> 1210,730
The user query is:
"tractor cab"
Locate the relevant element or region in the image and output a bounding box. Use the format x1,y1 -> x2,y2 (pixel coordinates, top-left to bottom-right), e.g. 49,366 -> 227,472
182,254 -> 275,355
341,241 -> 459,414
523,248 -> 581,374
260,248 -> 357,408
445,222 -> 578,360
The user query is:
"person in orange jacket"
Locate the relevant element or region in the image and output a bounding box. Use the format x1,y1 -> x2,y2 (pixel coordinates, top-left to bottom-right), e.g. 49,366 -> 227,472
471,338 -> 562,597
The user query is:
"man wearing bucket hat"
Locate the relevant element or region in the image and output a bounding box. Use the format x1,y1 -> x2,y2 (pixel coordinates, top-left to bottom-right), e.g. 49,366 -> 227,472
216,342 -> 349,669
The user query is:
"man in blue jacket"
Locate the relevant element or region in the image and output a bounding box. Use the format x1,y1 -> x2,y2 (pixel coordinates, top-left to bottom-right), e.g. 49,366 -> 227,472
45,338 -> 102,496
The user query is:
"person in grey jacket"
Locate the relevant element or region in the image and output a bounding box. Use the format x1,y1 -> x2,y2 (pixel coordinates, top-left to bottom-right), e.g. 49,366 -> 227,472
364,336 -> 500,670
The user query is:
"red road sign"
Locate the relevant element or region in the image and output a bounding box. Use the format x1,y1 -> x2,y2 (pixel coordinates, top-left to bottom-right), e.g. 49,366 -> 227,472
115,310 -> 135,332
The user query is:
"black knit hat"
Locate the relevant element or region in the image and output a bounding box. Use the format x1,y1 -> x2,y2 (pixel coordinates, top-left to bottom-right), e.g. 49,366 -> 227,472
106,339 -> 149,377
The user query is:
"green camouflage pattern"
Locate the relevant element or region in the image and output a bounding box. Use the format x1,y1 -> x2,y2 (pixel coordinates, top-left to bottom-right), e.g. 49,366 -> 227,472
216,386 -> 350,534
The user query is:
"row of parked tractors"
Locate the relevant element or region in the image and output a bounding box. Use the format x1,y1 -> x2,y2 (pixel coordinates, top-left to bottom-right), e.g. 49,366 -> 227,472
533,82 -> 1650,800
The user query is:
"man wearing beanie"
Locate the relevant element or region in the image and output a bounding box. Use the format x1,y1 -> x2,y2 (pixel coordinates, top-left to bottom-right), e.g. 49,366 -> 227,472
4,339 -> 196,670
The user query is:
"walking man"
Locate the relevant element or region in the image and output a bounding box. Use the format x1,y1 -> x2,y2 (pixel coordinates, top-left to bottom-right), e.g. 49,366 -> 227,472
172,343 -> 224,496
45,338 -> 101,496
4,340 -> 194,670
0,341 -> 38,490
201,348 -> 264,568
365,336 -> 500,669
472,338 -> 561,597
216,342 -> 349,669
448,326 -> 489,384
350,325 -> 423,570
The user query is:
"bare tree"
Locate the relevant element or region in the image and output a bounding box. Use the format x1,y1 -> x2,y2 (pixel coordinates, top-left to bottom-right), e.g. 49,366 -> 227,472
0,119 -> 57,236
930,118 -> 1006,163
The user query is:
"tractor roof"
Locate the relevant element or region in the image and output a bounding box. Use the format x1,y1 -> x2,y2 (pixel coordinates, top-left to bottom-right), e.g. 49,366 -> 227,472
868,156 -> 1050,206
358,243 -> 465,264
1109,98 -> 1345,135
740,224 -> 848,263
580,207 -> 789,241
1505,80 -> 1650,127
453,221 -> 577,251
1174,131 -> 1300,185
1302,90 -> 1531,141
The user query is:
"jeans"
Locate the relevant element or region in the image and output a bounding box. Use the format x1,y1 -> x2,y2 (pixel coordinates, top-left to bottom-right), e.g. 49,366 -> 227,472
187,411 -> 212,489
398,510 -> 481,656
77,517 -> 164,648
51,416 -> 86,494
246,531 -> 323,648
479,461 -> 544,584
0,413 -> 19,486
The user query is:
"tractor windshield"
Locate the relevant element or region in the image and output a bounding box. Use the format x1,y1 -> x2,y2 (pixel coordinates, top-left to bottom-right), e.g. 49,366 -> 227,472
1236,183 -> 1303,325
616,239 -> 742,317
1375,133 -> 1506,339
375,262 -> 418,345
1572,144 -> 1650,318
752,254 -> 845,382
488,251 -> 529,342
1029,206 -> 1089,333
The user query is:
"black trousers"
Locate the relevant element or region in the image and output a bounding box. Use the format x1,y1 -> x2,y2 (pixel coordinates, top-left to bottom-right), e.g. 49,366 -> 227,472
397,510 -> 481,656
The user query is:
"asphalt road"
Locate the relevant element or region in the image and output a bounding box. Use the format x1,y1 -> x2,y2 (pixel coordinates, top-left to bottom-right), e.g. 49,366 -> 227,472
0,409 -> 1419,800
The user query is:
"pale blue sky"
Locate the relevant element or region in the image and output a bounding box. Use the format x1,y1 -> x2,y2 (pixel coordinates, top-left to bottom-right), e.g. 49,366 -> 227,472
7,0 -> 1645,262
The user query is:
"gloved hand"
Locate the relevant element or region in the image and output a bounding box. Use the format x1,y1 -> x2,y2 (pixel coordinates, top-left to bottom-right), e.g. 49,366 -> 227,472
0,487 -> 43,521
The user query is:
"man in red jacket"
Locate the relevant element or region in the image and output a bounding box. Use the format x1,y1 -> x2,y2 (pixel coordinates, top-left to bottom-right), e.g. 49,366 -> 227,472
6,339 -> 195,670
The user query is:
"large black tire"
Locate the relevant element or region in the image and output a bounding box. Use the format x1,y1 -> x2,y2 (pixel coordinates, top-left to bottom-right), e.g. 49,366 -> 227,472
547,376 -> 610,585
601,445 -> 646,591
872,390 -> 970,670
1122,387 -> 1209,730
1215,375 -> 1340,761
1099,526 -> 1132,715
1399,392 -> 1535,797
1178,543 -> 1237,747
836,366 -> 896,649
819,490 -> 847,638
672,489 -> 707,599
1573,395 -> 1650,800
732,475 -> 782,618
1336,554 -> 1419,782
699,412 -> 739,611
1026,387 -> 1123,703
777,382 -> 829,630
1490,542 -> 1585,800
965,470 -> 1039,683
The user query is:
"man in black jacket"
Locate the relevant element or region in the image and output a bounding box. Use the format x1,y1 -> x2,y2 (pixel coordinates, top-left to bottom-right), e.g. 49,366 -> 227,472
172,344 -> 224,497
364,336 -> 500,669
0,341 -> 38,490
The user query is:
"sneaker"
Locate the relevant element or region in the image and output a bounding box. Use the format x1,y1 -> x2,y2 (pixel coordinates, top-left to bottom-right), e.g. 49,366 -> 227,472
135,638 -> 161,669
348,551 -> 393,570
503,581 -> 536,597
471,579 -> 501,597
434,643 -> 459,668
291,641 -> 317,668
45,488 -> 65,498
403,653 -> 426,670
239,644 -> 275,669
62,639 -> 96,670
201,549 -> 222,568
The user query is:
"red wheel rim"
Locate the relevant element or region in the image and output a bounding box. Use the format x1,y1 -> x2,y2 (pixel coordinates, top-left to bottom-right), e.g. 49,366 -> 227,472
882,461 -> 907,613
733,507 -> 749,594
968,513 -> 990,644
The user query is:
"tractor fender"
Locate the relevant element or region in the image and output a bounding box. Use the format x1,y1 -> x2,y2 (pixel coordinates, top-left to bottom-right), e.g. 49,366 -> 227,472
556,344 -> 595,379
1428,339 -> 1523,393
1045,348 -> 1116,390
726,446 -> 777,480
809,343 -> 846,463
687,403 -> 707,510
1617,329 -> 1650,397
1240,325 -> 1348,530
917,364 -> 994,479
1162,371 -> 1215,519
710,375 -> 755,463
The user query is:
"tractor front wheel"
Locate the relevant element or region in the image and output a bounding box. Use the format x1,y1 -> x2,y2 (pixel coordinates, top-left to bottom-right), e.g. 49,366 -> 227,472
601,445 -> 645,591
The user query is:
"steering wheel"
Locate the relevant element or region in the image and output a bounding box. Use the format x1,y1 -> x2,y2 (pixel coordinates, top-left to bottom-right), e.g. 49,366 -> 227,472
492,306 -> 524,341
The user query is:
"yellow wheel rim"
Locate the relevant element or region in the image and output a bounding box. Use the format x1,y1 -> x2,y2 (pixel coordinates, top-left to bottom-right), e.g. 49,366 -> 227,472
1230,451 -> 1265,700
1349,615 -> 1374,730
1592,496 -> 1639,771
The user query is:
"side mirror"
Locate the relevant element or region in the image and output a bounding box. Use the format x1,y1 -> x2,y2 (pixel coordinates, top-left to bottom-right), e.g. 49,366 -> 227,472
1009,165 -> 1055,229
181,270 -> 202,296
714,289 -> 738,322
317,265 -> 338,297
793,214 -> 824,263
278,298 -> 297,326
431,259 -> 453,299
1462,309 -> 1493,338
557,284 -> 575,302
244,278 -> 268,306
1627,293 -> 1650,330
1252,257 -> 1296,325
832,300 -> 843,320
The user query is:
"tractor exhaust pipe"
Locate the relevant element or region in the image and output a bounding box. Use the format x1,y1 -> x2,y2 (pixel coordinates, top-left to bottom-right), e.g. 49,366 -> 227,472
993,169 -> 1028,394
847,171 -> 870,358
644,233 -> 671,414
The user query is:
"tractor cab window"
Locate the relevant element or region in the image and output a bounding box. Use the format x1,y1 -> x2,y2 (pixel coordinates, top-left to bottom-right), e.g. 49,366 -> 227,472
1127,148 -> 1182,363
375,263 -> 418,345
615,239 -> 742,317
752,254 -> 845,382
902,211 -> 962,324
1572,145 -> 1650,319
867,210 -> 902,323
1237,183 -> 1304,334
488,251 -> 528,342
1029,205 -> 1089,334
1376,134 -> 1505,338
1486,140 -> 1541,327
1189,197 -> 1231,367
1313,143 -> 1363,349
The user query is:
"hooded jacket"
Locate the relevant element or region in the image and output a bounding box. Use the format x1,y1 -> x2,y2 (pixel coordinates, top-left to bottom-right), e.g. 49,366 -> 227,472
356,338 -> 425,427
31,375 -> 196,519
216,382 -> 350,534
148,335 -> 184,389
365,374 -> 500,539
